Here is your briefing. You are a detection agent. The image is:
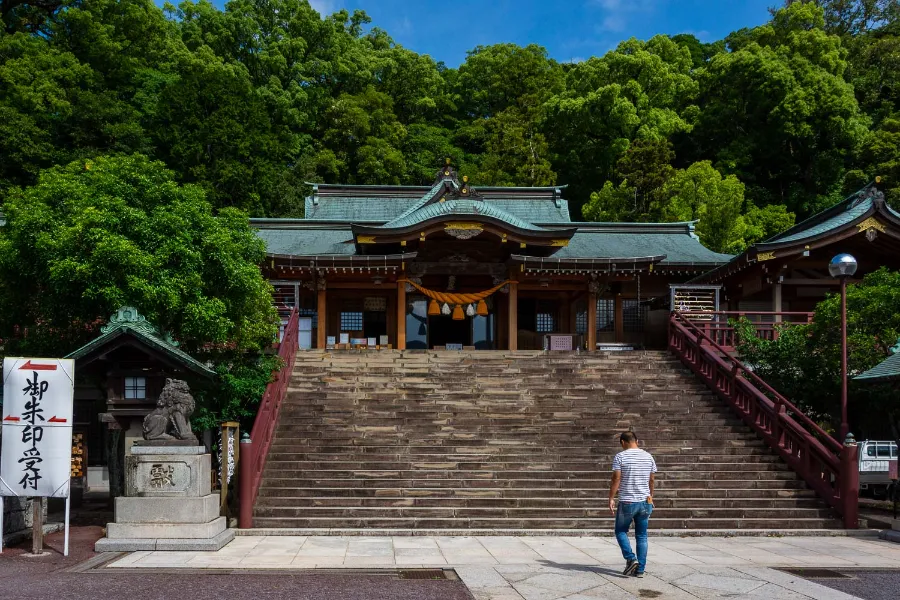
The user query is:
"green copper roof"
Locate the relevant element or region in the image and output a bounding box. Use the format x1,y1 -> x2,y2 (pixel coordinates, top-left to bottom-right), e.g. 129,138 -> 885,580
66,307 -> 216,378
382,197 -> 545,231
856,345 -> 900,383
304,183 -> 570,223
555,223 -> 733,265
251,220 -> 731,266
761,183 -> 891,248
256,225 -> 355,256
765,197 -> 873,245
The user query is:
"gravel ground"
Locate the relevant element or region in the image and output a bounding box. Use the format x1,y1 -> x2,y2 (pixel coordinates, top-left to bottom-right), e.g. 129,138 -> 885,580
807,569 -> 900,600
0,527 -> 474,600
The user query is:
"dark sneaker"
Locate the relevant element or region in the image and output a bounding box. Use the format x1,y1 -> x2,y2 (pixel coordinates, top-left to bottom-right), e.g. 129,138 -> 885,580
623,560 -> 638,576
634,571 -> 645,578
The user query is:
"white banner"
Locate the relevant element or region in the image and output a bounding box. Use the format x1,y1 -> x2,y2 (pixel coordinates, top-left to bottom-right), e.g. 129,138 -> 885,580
0,358 -> 74,498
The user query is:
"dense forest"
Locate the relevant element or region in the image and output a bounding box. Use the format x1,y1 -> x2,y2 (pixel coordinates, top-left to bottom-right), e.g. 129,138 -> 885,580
1,0 -> 898,253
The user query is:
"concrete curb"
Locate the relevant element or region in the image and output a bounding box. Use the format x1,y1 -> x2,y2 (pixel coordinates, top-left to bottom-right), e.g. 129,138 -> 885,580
879,529 -> 900,543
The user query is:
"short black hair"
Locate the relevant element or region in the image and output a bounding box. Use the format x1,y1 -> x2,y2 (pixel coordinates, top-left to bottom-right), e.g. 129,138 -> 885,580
620,431 -> 638,444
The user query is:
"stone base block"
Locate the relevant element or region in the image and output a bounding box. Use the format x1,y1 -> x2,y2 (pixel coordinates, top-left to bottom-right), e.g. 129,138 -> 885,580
881,529 -> 900,544
106,516 -> 226,540
95,528 -> 235,552
115,494 -> 220,524
125,452 -> 211,498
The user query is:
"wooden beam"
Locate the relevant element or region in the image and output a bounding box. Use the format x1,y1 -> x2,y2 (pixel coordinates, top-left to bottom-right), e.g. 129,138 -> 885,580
317,288 -> 327,349
508,278 -> 518,351
773,282 -> 783,323
587,291 -> 597,352
396,280 -> 406,350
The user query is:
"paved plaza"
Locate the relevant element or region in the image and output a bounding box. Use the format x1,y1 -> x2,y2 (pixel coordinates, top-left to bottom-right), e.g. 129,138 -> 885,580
107,534 -> 900,599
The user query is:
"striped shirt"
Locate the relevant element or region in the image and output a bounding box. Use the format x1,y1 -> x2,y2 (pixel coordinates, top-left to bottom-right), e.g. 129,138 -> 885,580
612,448 -> 657,503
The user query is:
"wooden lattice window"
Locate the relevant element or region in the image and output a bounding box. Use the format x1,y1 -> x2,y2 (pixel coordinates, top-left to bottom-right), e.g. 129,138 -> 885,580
597,299 -> 615,332
340,311 -> 363,331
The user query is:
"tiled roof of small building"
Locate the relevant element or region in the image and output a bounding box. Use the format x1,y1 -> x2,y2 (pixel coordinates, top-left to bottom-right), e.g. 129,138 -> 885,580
256,224 -> 355,256
552,223 -> 733,265
856,348 -> 900,383
66,307 -> 216,378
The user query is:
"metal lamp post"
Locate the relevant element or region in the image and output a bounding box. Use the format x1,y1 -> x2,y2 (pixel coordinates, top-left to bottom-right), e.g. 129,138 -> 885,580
829,253 -> 858,441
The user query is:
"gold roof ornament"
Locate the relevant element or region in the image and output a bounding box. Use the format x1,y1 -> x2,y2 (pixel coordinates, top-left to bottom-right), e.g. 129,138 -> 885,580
756,251 -> 776,261
857,217 -> 886,234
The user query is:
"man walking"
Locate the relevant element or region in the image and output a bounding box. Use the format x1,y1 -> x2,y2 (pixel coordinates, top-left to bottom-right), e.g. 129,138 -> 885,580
609,431 -> 656,577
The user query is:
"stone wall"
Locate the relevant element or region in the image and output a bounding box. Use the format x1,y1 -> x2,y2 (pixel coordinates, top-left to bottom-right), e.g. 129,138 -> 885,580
2,496 -> 33,535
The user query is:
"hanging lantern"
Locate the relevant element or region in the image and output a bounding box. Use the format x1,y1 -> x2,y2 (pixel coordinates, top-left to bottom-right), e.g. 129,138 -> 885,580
428,299 -> 440,316
476,299 -> 489,316
441,303 -> 451,315
466,303 -> 476,317
452,304 -> 465,320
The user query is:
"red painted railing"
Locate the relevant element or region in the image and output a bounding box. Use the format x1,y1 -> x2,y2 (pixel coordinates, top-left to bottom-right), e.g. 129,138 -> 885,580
239,308 -> 300,528
669,311 -> 859,528
679,311 -> 814,350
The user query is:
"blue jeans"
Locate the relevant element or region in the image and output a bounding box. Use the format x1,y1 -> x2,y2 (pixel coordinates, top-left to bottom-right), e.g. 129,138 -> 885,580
615,501 -> 653,572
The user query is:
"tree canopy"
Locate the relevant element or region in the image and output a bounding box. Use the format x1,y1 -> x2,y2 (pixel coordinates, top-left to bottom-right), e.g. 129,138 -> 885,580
0,0 -> 898,250
0,153 -> 277,356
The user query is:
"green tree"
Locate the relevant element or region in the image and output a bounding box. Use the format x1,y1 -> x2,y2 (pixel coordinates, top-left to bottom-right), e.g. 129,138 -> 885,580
661,161 -> 747,253
695,3 -> 869,216
743,202 -> 797,245
736,267 -> 900,438
0,154 -> 277,356
582,180 -> 635,222
616,138 -> 675,219
544,35 -> 698,214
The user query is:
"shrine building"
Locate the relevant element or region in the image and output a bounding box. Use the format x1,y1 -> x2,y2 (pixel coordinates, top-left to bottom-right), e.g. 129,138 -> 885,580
690,182 -> 900,316
253,162 -> 732,351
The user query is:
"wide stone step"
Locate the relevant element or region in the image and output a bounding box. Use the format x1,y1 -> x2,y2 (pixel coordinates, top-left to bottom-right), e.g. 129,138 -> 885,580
265,452 -> 783,464
256,487 -> 817,500
271,439 -> 769,449
253,505 -> 834,520
254,496 -> 824,509
259,477 -> 808,490
262,460 -> 790,472
251,516 -> 841,530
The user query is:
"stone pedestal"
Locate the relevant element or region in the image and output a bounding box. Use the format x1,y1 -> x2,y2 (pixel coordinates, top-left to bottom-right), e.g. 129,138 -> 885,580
95,447 -> 234,551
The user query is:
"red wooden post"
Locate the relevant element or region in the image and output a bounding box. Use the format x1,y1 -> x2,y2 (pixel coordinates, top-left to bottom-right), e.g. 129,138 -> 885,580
238,439 -> 255,529
839,436 -> 859,529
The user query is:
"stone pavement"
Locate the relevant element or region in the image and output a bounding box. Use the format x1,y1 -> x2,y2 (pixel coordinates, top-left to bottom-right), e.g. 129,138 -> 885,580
107,534 -> 900,599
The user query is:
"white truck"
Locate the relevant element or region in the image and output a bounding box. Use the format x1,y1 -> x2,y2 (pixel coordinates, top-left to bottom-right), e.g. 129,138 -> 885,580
859,440 -> 899,498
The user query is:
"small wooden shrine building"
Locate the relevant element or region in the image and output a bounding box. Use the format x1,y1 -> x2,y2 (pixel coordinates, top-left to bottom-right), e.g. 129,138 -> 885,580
65,307 -> 216,497
690,183 -> 900,315
254,163 -> 731,351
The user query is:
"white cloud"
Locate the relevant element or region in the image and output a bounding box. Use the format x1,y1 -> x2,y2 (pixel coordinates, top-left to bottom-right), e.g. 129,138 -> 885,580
590,0 -> 661,34
308,0 -> 337,17
599,15 -> 626,32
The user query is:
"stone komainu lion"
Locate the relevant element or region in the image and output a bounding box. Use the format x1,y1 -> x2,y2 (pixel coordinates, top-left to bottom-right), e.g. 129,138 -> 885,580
142,378 -> 198,444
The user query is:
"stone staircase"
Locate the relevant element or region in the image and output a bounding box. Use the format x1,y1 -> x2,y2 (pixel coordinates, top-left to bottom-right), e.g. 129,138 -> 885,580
253,351 -> 840,530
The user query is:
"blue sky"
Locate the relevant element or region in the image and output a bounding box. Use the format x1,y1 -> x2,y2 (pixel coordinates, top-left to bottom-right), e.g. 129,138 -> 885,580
178,0 -> 774,66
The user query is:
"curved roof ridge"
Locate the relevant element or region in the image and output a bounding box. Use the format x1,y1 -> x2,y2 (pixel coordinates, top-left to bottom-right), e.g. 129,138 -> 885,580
383,180 -> 453,227
380,197 -> 547,231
